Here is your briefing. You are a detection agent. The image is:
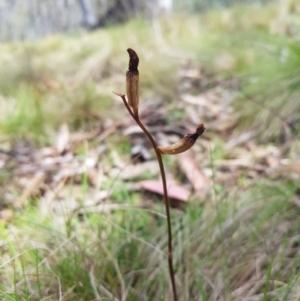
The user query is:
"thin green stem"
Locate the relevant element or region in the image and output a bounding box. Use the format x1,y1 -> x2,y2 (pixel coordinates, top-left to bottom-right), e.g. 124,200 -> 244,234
119,94 -> 178,301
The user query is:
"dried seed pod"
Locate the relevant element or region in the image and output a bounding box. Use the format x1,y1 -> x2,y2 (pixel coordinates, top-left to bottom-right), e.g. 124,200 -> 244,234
156,124 -> 205,155
126,48 -> 139,117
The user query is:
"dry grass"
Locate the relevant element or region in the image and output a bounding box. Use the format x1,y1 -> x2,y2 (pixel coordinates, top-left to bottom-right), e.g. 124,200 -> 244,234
1,180 -> 300,300
1,3 -> 300,301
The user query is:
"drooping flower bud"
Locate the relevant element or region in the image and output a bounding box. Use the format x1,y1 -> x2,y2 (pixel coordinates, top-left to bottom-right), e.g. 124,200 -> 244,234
126,48 -> 139,117
156,124 -> 205,155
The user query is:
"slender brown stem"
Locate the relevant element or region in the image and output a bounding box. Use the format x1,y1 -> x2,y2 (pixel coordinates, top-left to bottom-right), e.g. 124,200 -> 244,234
119,94 -> 178,301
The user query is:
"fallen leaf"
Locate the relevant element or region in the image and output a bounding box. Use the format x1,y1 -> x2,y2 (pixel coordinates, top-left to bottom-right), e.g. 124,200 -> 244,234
122,125 -> 144,136
138,180 -> 190,202
181,94 -> 208,106
225,129 -> 258,149
55,123 -> 70,154
177,149 -> 210,194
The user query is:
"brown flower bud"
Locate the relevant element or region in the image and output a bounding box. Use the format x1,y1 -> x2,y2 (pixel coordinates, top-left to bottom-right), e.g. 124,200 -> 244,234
156,124 -> 205,155
126,48 -> 139,117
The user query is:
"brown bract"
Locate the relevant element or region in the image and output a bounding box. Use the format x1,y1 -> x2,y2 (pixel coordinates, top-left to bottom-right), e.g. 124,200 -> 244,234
127,48 -> 139,72
126,48 -> 140,117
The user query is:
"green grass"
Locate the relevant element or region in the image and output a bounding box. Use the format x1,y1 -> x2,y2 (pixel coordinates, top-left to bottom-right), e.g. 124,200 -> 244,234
1,178 -> 299,300
1,3 -> 299,145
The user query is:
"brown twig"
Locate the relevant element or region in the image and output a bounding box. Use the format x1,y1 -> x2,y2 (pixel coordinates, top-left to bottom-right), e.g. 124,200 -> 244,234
116,92 -> 178,301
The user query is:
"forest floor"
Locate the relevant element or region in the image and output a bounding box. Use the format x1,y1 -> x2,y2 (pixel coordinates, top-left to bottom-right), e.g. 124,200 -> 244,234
1,3 -> 300,301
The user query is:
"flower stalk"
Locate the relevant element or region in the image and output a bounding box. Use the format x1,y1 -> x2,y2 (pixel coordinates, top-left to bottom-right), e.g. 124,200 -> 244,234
114,48 -> 205,301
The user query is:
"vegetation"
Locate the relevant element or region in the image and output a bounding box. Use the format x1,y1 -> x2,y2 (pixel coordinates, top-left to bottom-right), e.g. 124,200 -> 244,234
1,3 -> 300,300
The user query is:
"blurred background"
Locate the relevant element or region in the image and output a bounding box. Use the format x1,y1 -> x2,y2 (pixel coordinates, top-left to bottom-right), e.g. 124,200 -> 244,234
1,1 -> 300,300
0,0 -> 271,41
